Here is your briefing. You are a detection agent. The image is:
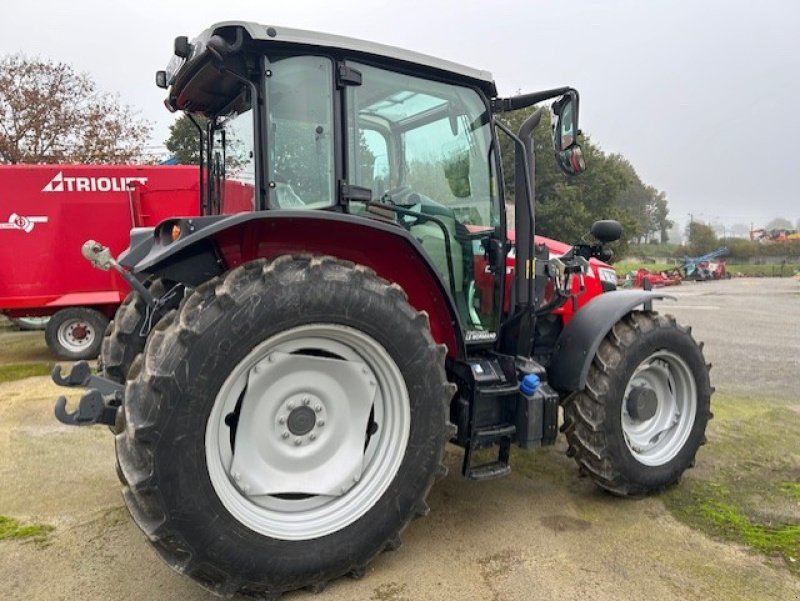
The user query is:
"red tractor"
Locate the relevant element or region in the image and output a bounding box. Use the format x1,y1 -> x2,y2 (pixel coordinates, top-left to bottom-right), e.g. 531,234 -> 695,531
53,22 -> 712,598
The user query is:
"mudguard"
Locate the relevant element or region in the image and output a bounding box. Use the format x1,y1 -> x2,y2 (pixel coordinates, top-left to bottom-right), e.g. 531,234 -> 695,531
117,210 -> 466,358
548,290 -> 675,392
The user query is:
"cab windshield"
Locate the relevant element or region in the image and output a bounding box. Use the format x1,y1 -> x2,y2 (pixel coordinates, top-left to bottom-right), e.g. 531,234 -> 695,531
346,62 -> 501,336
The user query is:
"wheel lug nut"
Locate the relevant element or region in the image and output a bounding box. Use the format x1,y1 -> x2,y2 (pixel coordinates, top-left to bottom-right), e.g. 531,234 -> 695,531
294,438 -> 302,446
253,364 -> 262,374
303,396 -> 310,405
287,402 -> 295,410
282,431 -> 289,439
278,416 -> 286,425
233,472 -> 241,481
310,433 -> 317,441
318,420 -> 325,427
267,354 -> 275,363
314,404 -> 322,413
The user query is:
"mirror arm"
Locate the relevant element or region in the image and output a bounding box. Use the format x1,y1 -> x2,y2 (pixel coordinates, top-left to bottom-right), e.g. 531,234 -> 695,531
492,87 -> 573,113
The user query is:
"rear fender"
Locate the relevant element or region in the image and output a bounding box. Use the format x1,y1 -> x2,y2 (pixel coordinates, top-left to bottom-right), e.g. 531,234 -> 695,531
548,290 -> 675,392
120,211 -> 465,358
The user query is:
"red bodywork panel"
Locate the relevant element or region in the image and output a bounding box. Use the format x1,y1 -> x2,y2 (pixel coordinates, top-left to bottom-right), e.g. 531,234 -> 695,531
473,230 -> 612,327
213,217 -> 461,356
0,165 -> 199,318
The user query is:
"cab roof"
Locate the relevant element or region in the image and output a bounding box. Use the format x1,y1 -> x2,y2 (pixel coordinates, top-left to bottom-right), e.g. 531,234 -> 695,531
187,21 -> 498,97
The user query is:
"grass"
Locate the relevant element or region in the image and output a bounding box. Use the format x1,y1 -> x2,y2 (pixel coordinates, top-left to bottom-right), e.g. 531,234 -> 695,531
670,485 -> 800,567
0,362 -> 52,383
614,261 -> 800,278
727,264 -> 800,277
0,515 -> 54,544
664,394 -> 800,572
780,482 -> 800,501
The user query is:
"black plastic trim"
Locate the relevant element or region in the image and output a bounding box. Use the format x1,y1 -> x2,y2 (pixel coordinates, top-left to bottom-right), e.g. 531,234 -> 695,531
548,290 -> 676,392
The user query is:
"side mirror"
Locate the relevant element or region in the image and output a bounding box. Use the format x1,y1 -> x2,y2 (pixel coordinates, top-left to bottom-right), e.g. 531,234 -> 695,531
553,91 -> 586,176
174,36 -> 192,59
591,220 -> 623,243
155,70 -> 168,89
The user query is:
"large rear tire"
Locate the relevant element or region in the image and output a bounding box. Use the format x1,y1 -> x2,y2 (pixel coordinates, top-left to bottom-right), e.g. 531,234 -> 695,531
116,256 -> 452,597
562,311 -> 712,495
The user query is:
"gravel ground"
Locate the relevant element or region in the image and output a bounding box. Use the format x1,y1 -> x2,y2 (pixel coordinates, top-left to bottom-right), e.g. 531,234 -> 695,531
659,277 -> 800,399
0,277 -> 798,601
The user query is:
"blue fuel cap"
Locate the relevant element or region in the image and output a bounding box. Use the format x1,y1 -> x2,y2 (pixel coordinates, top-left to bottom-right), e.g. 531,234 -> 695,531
520,374 -> 540,395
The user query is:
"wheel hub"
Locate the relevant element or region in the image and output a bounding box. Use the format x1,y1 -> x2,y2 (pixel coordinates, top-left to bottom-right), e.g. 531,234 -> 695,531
621,352 -> 698,466
287,405 -> 317,436
626,385 -> 658,421
70,324 -> 89,341
277,392 -> 327,445
58,319 -> 95,350
229,350 -> 377,497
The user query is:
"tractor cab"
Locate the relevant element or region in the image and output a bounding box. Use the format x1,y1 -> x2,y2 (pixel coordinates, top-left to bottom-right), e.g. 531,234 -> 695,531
155,22 -> 584,347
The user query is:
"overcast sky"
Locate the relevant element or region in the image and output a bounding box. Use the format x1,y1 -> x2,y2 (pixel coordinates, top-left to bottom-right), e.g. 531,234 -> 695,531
1,0 -> 797,231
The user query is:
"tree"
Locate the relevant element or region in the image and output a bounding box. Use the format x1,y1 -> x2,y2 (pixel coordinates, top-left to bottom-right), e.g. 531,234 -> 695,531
685,221 -> 718,255
609,154 -> 673,243
495,106 -> 653,258
0,54 -> 151,164
765,217 -> 792,230
165,114 -> 208,164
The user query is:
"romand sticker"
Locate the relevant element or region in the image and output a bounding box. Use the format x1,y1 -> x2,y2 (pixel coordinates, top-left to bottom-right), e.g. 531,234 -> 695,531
0,213 -> 48,233
41,171 -> 148,193
465,330 -> 497,342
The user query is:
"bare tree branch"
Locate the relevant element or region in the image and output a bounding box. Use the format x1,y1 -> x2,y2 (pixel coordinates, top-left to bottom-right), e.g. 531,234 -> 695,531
0,54 -> 152,164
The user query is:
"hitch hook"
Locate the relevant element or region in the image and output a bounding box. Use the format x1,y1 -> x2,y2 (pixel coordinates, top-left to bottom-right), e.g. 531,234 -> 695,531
54,390 -> 118,427
51,361 -> 92,387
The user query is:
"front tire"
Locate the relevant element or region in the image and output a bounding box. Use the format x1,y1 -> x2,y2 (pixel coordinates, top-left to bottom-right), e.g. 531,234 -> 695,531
562,311 -> 712,495
116,256 -> 452,596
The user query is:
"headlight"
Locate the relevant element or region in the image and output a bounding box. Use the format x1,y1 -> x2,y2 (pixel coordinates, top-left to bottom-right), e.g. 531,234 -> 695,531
597,267 -> 619,289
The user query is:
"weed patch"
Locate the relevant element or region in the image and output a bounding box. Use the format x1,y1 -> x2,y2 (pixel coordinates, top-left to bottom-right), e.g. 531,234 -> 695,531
0,515 -> 54,544
664,394 -> 800,573
0,363 -> 51,383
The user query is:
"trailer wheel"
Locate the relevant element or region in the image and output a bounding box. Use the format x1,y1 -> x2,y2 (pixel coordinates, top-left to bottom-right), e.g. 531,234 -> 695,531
45,307 -> 109,360
562,311 -> 711,495
100,279 -> 179,384
116,256 -> 452,597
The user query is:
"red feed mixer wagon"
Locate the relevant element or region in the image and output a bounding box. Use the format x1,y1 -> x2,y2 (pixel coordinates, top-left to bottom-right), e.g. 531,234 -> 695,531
0,164 -> 199,358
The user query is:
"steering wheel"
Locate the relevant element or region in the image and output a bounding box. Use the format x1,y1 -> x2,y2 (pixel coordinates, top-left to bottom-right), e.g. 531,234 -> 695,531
381,185 -> 415,205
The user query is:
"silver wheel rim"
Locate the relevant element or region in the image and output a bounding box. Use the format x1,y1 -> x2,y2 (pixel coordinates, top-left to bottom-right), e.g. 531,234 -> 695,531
205,323 -> 410,540
57,318 -> 96,352
621,350 -> 697,466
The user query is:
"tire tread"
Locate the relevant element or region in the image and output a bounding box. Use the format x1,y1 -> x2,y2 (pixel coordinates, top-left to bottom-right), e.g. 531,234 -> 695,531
116,255 -> 453,597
